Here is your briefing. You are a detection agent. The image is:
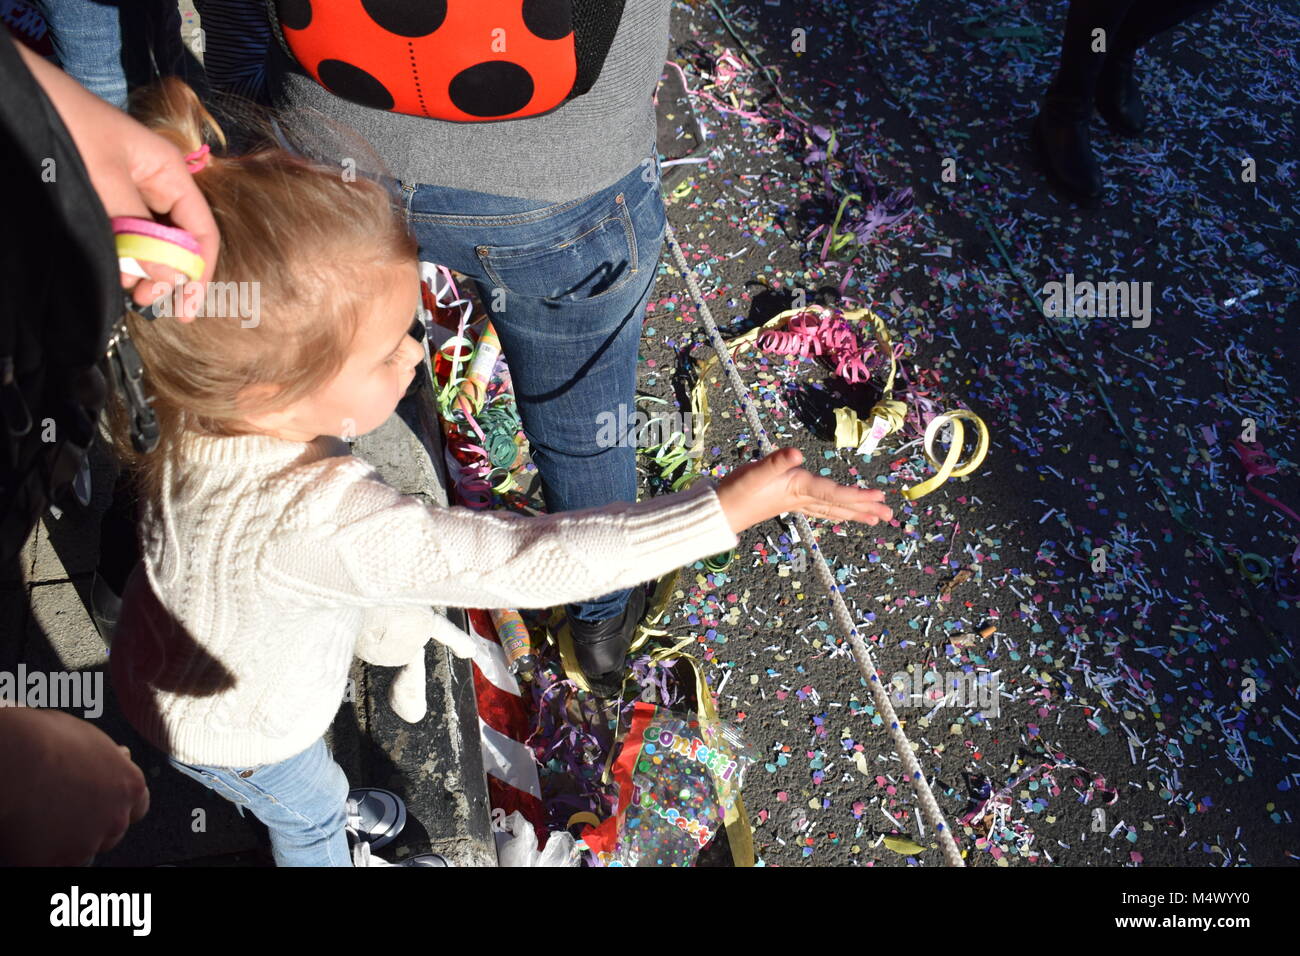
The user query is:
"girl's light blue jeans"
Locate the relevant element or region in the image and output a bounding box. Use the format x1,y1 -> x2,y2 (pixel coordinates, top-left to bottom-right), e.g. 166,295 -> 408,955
169,737 -> 353,867
401,148 -> 669,623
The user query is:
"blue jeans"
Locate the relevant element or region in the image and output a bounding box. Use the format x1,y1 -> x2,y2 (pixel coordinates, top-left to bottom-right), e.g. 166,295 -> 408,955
33,0 -> 128,108
403,149 -> 668,622
169,738 -> 352,867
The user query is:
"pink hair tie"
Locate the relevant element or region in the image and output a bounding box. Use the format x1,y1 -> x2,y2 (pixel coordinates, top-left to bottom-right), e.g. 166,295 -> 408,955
110,216 -> 202,254
185,144 -> 211,173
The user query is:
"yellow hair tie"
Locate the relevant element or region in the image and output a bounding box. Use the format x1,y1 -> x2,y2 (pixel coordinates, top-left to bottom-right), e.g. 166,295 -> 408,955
113,233 -> 206,283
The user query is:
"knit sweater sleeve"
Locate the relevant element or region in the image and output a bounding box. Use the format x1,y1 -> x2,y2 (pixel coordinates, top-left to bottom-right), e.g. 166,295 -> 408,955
257,457 -> 738,611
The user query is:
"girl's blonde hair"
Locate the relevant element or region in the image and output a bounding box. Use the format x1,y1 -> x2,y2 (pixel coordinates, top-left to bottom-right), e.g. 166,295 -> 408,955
109,79 -> 418,503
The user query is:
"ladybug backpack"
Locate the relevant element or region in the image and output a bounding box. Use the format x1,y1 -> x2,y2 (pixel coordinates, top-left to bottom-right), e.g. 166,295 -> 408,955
267,0 -> 627,122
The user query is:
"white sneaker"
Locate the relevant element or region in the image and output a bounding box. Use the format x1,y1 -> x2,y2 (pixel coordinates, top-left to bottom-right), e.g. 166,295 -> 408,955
352,841 -> 450,867
345,788 -> 407,850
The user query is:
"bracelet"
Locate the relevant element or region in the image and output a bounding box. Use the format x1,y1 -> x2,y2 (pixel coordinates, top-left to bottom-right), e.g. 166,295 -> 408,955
110,217 -> 201,254
113,233 -> 206,283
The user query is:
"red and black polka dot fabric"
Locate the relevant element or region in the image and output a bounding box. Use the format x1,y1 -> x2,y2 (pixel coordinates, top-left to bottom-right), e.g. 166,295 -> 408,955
273,0 -> 580,121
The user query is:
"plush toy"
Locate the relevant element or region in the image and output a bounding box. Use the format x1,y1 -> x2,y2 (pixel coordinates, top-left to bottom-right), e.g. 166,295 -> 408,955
354,605 -> 476,723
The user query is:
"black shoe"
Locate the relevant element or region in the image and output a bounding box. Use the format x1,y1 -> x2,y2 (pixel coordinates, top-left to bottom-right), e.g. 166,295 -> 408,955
1095,52 -> 1146,137
568,586 -> 647,698
1032,95 -> 1103,207
90,571 -> 122,645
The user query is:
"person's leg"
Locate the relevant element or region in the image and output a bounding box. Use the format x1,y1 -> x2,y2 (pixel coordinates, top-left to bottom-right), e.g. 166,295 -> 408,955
169,737 -> 352,867
32,0 -> 128,109
1114,0 -> 1221,52
1034,0 -> 1138,203
1096,0 -> 1222,134
482,165 -> 665,622
191,0 -> 273,102
403,151 -> 667,686
119,0 -> 201,94
1046,0 -> 1138,101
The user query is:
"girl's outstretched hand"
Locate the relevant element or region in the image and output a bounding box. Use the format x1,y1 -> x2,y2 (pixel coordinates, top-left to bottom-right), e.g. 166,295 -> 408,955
714,447 -> 893,536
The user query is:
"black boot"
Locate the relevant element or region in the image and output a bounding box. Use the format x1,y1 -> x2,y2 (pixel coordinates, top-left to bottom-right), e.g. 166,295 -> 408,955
568,585 -> 647,698
1032,93 -> 1103,207
1095,51 -> 1145,136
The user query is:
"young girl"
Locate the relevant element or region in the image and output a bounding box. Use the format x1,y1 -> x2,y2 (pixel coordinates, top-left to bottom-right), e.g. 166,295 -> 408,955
107,80 -> 894,867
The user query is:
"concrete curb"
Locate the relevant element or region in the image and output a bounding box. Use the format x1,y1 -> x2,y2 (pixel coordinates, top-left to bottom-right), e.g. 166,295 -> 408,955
351,360 -> 496,867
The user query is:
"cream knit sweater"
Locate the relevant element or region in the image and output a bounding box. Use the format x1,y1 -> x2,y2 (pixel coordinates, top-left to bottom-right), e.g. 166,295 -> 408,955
110,431 -> 737,767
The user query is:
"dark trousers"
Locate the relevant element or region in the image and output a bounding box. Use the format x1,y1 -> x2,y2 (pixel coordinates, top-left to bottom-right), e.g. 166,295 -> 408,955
1049,0 -> 1223,101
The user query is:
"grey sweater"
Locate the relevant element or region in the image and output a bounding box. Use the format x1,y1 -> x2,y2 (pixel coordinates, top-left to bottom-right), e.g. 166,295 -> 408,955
265,0 -> 672,203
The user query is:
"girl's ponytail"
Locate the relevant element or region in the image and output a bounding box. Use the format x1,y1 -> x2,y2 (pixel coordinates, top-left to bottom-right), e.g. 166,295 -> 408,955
129,77 -> 228,174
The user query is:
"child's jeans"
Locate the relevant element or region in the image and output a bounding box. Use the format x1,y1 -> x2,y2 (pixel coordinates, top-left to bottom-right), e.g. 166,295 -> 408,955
169,738 -> 353,867
400,149 -> 668,624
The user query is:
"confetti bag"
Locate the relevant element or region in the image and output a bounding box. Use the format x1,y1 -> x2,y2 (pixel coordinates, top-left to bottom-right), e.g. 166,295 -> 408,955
582,703 -> 758,867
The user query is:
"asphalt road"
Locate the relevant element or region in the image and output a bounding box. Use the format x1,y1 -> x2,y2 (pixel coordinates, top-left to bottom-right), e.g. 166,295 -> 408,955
618,0 -> 1299,867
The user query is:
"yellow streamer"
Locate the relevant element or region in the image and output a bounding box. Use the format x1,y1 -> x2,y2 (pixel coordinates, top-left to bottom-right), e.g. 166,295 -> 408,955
833,400 -> 908,454
701,303 -> 914,458
1237,552 -> 1271,584
901,408 -> 990,500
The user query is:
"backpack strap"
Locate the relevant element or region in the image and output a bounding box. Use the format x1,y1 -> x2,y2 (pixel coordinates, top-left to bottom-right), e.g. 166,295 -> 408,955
264,0 -> 296,65
571,0 -> 626,96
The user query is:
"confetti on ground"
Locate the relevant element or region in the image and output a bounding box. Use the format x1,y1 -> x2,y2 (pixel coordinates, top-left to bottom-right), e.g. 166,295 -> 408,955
464,0 -> 1298,867
622,0 -> 1299,866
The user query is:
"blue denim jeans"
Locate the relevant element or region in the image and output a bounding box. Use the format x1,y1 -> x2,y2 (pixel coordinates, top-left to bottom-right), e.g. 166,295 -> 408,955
403,149 -> 668,622
33,0 -> 128,108
169,738 -> 352,867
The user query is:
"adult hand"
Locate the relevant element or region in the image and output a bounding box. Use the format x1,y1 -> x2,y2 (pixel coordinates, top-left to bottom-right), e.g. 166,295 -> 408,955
12,36 -> 219,319
715,447 -> 894,536
0,707 -> 150,865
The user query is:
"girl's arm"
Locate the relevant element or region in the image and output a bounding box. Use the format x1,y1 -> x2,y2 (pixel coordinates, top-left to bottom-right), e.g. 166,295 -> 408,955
258,460 -> 738,612
257,446 -> 890,612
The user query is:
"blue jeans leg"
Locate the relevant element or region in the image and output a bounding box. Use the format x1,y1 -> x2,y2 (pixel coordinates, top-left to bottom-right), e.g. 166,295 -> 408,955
169,738 -> 353,867
33,0 -> 128,109
404,151 -> 668,622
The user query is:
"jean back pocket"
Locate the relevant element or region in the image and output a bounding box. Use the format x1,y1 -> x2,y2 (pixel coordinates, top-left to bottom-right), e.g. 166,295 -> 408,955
474,192 -> 639,303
